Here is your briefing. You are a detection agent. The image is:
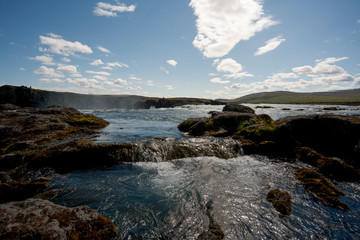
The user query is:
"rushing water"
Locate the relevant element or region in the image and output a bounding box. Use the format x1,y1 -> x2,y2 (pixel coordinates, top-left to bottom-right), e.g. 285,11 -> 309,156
51,104 -> 360,239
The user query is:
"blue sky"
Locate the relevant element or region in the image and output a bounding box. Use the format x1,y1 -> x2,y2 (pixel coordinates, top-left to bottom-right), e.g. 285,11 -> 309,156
0,0 -> 359,99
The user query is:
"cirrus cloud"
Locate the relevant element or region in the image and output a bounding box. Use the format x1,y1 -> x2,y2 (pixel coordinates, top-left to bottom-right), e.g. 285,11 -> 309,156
210,77 -> 230,84
93,2 -> 136,17
254,35 -> 286,56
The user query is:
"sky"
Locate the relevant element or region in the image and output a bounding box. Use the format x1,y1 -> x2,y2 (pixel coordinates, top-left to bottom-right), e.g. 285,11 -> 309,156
0,0 -> 360,99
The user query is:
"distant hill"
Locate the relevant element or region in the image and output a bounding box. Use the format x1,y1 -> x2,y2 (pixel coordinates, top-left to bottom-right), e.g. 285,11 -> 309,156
0,85 -> 222,109
230,89 -> 360,105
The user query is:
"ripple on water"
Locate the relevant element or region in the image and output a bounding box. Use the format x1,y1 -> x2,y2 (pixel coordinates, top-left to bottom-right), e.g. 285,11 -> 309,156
50,155 -> 360,239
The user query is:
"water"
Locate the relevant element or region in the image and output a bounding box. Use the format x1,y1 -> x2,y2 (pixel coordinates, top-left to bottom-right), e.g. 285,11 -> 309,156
51,104 -> 360,239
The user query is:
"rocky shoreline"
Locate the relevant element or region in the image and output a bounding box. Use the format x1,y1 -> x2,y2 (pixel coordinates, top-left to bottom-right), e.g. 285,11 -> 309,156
178,104 -> 360,214
0,103 -> 359,239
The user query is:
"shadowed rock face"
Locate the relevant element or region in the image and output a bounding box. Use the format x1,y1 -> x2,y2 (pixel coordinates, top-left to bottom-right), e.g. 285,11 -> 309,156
0,198 -> 117,240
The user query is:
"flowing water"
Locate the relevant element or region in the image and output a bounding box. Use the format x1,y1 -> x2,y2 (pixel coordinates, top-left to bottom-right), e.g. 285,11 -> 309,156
51,104 -> 360,239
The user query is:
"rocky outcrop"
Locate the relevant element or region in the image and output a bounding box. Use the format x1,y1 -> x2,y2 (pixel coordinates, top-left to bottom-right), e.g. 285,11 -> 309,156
0,105 -> 109,162
266,189 -> 291,215
0,198 -> 117,239
295,168 -> 349,211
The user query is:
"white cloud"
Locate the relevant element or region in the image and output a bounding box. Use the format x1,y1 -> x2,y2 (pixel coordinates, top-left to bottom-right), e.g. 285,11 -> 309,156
86,70 -> 111,76
147,80 -> 154,86
129,75 -> 142,81
19,68 -> 25,71
90,59 -> 104,66
210,77 -> 230,84
208,73 -> 217,76
160,66 -> 169,74
97,46 -> 111,54
165,85 -> 174,90
101,66 -> 113,70
93,75 -> 108,81
66,77 -> 103,89
214,58 -> 253,79
254,35 -> 285,56
107,62 -> 128,68
114,78 -> 128,86
216,58 -> 243,73
29,54 -> 55,65
224,72 -> 253,79
93,2 -> 136,17
56,65 -> 77,74
34,66 -> 64,78
61,57 -> 71,63
38,78 -> 64,83
167,60 -> 177,67
357,19 -> 360,24
189,0 -> 278,58
39,34 -> 93,56
292,57 -> 348,77
270,72 -> 298,81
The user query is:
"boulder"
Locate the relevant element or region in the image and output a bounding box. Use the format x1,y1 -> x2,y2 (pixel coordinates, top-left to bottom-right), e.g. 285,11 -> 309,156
274,114 -> 360,161
222,104 -> 255,114
0,198 -> 117,239
266,189 -> 291,215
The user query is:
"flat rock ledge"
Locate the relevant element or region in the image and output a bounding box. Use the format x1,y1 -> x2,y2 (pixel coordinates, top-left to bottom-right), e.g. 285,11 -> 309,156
0,198 -> 117,240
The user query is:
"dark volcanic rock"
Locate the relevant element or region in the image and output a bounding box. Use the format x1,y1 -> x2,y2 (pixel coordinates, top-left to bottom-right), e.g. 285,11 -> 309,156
295,168 -> 349,210
212,112 -> 256,133
274,114 -> 360,161
0,198 -> 117,240
222,104 -> 255,114
266,189 -> 291,215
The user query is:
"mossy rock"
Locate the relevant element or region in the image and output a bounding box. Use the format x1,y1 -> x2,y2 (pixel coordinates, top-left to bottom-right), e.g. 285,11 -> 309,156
295,147 -> 360,182
295,168 -> 349,210
266,189 -> 291,215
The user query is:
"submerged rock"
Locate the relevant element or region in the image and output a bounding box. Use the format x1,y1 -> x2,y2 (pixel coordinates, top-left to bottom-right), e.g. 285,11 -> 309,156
0,198 -> 117,239
266,189 -> 291,215
295,168 -> 349,211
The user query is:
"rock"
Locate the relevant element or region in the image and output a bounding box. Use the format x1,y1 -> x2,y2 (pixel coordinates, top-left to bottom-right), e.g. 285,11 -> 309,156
177,117 -> 209,136
222,104 -> 255,114
266,189 -> 291,215
255,105 -> 274,109
0,198 -> 117,240
212,112 -> 256,133
0,106 -> 109,157
295,147 -> 360,181
274,114 -> 360,161
295,168 -> 349,210
282,108 -> 291,111
0,177 -> 50,203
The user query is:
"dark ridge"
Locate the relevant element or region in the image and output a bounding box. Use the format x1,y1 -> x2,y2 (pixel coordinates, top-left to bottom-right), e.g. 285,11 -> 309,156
229,89 -> 360,105
0,85 -> 222,109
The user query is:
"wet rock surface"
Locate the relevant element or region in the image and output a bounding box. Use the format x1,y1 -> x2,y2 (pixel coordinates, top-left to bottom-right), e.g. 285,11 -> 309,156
0,198 -> 117,240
